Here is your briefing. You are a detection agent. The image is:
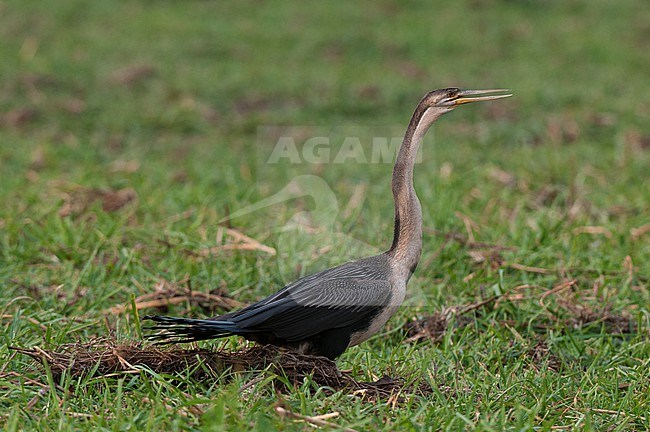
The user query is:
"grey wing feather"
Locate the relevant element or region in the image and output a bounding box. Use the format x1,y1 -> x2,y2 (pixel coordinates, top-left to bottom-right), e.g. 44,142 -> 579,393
254,279 -> 392,341
290,279 -> 390,308
226,256 -> 389,313
225,256 -> 393,341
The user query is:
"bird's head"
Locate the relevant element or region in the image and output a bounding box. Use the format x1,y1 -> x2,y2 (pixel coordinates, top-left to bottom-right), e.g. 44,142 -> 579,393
410,88 -> 512,138
421,87 -> 512,113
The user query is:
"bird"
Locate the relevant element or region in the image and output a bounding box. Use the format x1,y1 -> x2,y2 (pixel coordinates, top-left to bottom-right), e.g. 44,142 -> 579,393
143,88 -> 512,360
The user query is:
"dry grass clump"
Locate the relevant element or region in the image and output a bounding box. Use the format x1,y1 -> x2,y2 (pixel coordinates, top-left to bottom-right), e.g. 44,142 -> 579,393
12,339 -> 430,401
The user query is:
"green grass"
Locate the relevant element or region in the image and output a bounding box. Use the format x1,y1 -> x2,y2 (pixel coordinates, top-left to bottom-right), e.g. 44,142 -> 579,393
1,0 -> 649,430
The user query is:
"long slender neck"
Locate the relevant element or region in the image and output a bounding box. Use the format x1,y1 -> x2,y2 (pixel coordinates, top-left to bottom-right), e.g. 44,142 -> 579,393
386,104 -> 441,275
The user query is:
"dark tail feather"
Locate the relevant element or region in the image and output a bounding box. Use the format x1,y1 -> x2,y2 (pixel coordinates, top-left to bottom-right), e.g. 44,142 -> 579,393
143,315 -> 240,344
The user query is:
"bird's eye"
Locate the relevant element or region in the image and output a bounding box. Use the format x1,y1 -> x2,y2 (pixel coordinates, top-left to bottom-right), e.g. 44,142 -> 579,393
447,88 -> 459,99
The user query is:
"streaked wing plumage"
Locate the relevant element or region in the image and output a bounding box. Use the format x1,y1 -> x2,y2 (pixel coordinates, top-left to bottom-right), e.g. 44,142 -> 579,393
225,257 -> 392,341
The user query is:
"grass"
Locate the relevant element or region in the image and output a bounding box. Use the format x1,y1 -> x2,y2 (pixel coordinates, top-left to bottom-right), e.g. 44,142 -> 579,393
1,0 -> 649,430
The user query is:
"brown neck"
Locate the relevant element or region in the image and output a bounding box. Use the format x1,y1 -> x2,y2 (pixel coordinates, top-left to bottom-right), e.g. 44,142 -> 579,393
387,103 -> 441,274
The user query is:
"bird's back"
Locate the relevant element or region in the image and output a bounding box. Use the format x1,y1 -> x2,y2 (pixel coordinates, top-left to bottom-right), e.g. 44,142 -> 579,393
208,254 -> 395,356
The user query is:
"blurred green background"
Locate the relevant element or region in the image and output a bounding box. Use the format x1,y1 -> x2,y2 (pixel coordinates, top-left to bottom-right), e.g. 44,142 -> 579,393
1,1 -> 649,430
